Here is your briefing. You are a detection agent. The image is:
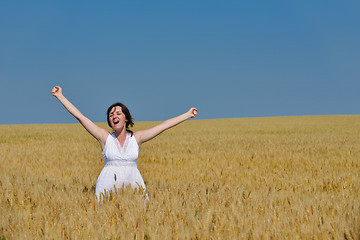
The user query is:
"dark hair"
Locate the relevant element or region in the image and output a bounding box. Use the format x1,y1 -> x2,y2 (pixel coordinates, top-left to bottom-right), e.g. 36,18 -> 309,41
107,102 -> 134,135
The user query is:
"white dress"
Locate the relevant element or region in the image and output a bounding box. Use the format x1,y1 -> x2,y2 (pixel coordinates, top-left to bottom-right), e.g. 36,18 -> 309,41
95,132 -> 146,199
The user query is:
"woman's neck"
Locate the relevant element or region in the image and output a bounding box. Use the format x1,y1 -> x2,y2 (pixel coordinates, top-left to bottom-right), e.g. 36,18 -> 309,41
114,128 -> 127,137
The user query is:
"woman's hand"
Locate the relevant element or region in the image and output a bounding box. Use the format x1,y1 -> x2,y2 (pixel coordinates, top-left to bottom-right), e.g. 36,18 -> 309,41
187,107 -> 198,118
52,86 -> 63,98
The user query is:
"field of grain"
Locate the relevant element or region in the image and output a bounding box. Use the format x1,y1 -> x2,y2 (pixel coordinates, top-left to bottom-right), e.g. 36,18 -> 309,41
1,116 -> 360,239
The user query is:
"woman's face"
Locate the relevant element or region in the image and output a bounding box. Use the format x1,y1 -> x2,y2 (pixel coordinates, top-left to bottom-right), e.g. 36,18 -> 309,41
108,106 -> 127,130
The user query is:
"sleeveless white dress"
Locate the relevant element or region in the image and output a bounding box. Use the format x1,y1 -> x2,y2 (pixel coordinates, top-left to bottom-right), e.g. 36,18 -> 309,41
95,132 -> 146,199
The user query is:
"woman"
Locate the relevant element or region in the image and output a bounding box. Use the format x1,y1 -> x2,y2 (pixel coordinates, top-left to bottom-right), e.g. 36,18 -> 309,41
51,86 -> 197,200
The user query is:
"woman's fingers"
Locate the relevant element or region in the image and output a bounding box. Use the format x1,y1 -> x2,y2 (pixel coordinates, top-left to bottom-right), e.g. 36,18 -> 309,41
190,107 -> 198,118
51,86 -> 62,96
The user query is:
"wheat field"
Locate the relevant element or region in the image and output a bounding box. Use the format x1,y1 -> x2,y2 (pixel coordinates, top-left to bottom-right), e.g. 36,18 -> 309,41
0,116 -> 359,239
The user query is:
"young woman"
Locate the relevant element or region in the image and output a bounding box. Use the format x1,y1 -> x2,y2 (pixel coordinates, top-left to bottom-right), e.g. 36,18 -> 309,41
51,86 -> 197,200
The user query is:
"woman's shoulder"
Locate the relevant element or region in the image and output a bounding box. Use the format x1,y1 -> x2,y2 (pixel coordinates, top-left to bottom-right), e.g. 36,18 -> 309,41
131,131 -> 141,147
102,132 -> 113,141
102,132 -> 114,145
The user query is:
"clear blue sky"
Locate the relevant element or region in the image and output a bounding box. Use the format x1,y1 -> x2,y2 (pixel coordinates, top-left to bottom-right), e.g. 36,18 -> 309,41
1,1 -> 359,124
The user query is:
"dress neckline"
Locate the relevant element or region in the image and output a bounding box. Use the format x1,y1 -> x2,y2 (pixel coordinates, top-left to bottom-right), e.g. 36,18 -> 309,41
113,132 -> 130,153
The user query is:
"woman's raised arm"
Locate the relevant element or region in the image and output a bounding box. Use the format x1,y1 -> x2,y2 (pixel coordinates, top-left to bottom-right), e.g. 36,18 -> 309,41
52,86 -> 109,148
134,108 -> 197,146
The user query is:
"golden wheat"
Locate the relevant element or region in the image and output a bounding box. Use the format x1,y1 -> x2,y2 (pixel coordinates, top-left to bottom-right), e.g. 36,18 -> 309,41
0,116 -> 359,239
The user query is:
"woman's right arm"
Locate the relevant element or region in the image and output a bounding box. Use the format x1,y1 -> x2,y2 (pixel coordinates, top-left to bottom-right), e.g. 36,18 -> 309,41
52,86 -> 109,148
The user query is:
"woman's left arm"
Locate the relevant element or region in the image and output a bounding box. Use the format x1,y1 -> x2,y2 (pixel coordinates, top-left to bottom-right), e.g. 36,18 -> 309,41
134,108 -> 197,145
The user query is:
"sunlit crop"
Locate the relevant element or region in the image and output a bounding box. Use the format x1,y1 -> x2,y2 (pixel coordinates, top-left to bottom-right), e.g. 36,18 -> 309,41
1,116 -> 359,239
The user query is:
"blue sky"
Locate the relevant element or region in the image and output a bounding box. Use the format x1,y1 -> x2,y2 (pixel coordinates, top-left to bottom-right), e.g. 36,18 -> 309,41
1,1 -> 359,124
